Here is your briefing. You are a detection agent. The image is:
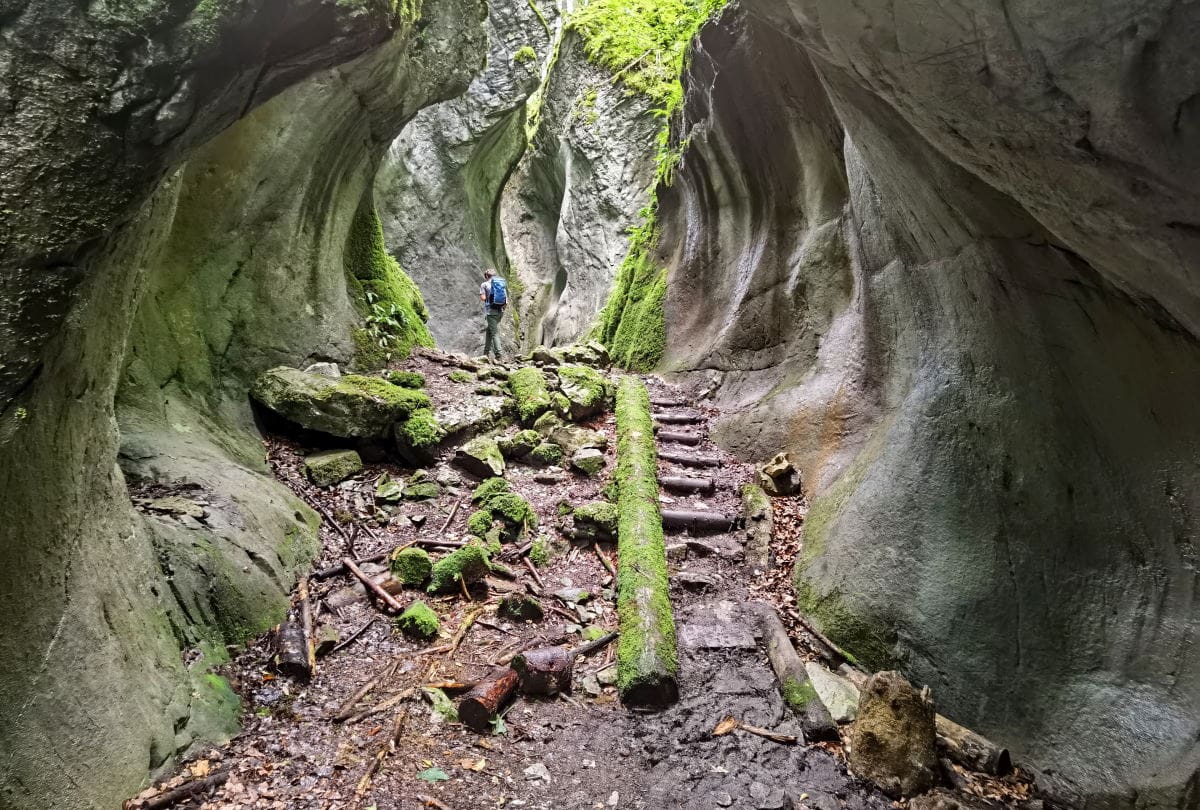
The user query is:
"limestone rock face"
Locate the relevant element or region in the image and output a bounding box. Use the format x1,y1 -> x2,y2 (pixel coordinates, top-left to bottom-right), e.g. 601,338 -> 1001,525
0,4 -> 486,808
659,2 -> 1200,805
500,31 -> 659,349
848,672 -> 937,798
376,0 -> 554,354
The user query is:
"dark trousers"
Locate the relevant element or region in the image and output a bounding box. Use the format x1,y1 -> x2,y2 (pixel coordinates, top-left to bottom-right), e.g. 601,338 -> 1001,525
484,308 -> 503,358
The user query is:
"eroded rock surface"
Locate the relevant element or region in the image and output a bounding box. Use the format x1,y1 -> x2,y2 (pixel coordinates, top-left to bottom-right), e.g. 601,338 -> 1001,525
658,2 -> 1200,805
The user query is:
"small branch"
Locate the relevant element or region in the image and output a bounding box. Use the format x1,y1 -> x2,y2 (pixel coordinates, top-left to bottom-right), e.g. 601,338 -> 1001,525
569,631 -> 617,659
439,500 -> 462,534
331,658 -> 402,722
298,577 -> 316,676
330,616 -> 378,655
522,556 -> 544,590
313,552 -> 388,581
593,545 -> 615,577
343,557 -> 404,613
133,770 -> 230,810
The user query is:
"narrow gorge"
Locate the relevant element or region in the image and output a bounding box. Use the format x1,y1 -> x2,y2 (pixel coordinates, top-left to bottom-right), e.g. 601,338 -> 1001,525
0,1 -> 1197,809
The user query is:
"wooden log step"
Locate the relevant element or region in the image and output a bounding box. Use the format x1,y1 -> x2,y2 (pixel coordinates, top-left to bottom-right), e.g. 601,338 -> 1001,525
661,475 -> 716,494
458,669 -> 520,732
658,450 -> 722,468
653,412 -> 704,425
655,430 -> 702,446
650,397 -> 688,408
661,509 -> 743,533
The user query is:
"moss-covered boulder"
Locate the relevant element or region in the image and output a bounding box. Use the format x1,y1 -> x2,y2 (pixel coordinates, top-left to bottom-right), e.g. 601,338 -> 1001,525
390,547 -> 432,586
549,424 -> 608,456
471,477 -> 510,503
387,370 -> 426,389
848,672 -> 938,798
574,501 -> 618,543
557,365 -> 608,419
395,600 -> 441,639
499,594 -> 544,622
498,429 -> 541,458
402,471 -> 441,500
527,442 -> 564,467
449,369 -> 474,383
452,435 -> 505,478
472,488 -> 537,543
427,543 -> 491,593
394,408 -> 445,467
304,449 -> 363,487
251,367 -> 430,439
466,509 -> 494,538
375,472 -> 404,503
508,367 -> 552,425
532,410 -> 564,436
571,448 -> 606,477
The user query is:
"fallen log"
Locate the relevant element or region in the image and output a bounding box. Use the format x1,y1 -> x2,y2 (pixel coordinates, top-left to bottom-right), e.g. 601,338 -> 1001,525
511,646 -> 574,695
458,669 -> 520,731
751,602 -> 836,740
657,449 -> 721,468
614,377 -> 678,708
343,557 -> 404,613
661,509 -> 742,533
134,769 -> 230,810
653,412 -> 703,425
650,397 -> 687,408
272,621 -> 310,680
660,475 -> 715,494
655,430 -> 702,446
836,666 -> 1012,776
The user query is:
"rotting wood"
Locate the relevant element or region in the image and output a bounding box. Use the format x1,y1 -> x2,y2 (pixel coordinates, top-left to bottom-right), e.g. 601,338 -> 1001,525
655,430 -> 703,446
272,621 -> 310,680
298,577 -> 316,676
439,500 -> 462,533
343,557 -> 404,612
661,509 -> 742,533
330,616 -> 378,655
752,601 -> 837,739
448,605 -> 485,657
313,551 -> 388,581
657,449 -> 721,468
661,475 -> 715,493
511,646 -> 573,695
412,537 -> 469,550
615,377 -> 678,708
132,769 -> 230,810
458,669 -> 520,731
649,398 -> 688,408
712,715 -> 798,745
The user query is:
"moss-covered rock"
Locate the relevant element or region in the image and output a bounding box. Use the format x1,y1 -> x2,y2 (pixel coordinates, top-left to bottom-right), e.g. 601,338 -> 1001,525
530,536 -> 551,566
394,407 -> 445,467
498,428 -> 541,458
549,424 -> 608,455
528,442 -> 564,467
532,410 -> 564,436
252,366 -> 430,439
453,435 -> 505,478
449,369 -> 475,383
574,501 -> 618,542
427,543 -> 491,593
551,391 -> 571,418
395,600 -> 441,639
571,447 -> 606,476
404,480 -> 441,500
375,472 -> 405,503
508,366 -> 552,425
390,547 -> 432,586
557,364 -> 608,419
387,370 -> 426,389
304,449 -> 363,487
499,594 -> 544,622
848,671 -> 937,798
466,509 -> 495,538
471,477 -> 510,503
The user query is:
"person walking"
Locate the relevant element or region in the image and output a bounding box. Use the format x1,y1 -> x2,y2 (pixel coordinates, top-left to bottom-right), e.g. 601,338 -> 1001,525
480,268 -> 508,361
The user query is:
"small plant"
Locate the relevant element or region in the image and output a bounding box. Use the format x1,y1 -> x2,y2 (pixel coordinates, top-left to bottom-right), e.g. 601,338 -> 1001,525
362,290 -> 410,354
513,45 -> 537,64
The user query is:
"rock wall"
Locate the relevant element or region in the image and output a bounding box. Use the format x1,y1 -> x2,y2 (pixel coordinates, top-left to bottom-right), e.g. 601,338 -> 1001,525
500,29 -> 659,350
0,2 -> 484,807
661,3 -> 1200,806
375,0 -> 553,355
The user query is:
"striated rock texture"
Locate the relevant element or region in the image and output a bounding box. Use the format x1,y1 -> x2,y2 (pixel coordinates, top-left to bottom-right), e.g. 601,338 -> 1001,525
500,29 -> 659,350
0,2 -> 484,807
375,0 -> 553,355
659,2 -> 1200,806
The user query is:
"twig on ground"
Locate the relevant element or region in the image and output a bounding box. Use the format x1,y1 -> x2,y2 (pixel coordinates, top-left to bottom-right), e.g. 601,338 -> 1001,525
356,708 -> 408,796
130,770 -> 230,810
343,557 -> 404,612
439,500 -> 462,533
330,616 -> 378,655
522,556 -> 544,589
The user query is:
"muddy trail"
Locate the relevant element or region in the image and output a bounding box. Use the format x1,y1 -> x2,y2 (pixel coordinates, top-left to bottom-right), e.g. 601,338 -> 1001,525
126,350 -> 1036,810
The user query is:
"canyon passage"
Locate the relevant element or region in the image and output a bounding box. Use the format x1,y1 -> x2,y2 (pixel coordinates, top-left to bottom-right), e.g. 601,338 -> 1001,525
1,1 -> 1198,809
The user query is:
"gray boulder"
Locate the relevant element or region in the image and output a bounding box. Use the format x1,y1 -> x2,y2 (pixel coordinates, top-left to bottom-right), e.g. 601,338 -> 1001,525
251,367 -> 431,440
453,435 -> 506,479
304,449 -> 364,487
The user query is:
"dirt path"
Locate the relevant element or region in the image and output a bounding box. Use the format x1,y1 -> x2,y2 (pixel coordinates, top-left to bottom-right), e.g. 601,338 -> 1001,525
123,353 -> 896,810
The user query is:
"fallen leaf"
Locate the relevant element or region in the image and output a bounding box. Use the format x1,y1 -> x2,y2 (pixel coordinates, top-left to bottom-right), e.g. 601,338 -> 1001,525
712,716 -> 739,736
417,767 -> 450,783
458,757 -> 487,772
190,759 -> 211,778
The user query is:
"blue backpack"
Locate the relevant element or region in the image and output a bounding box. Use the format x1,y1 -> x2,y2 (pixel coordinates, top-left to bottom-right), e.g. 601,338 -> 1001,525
488,277 -> 508,307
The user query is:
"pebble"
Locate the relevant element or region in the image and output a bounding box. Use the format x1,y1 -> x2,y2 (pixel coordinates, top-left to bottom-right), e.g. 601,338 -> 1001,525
714,792 -> 734,807
524,763 -> 552,783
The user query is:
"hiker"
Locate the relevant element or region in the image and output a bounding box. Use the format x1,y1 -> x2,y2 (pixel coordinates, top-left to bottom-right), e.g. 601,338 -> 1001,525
480,268 -> 508,361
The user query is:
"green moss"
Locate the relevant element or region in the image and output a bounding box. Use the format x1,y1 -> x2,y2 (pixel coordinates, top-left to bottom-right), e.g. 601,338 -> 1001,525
782,676 -> 819,712
532,410 -> 564,435
467,509 -> 494,538
514,45 -> 538,64
741,481 -> 771,518
449,370 -> 474,384
390,547 -> 433,586
397,407 -> 444,449
498,428 -> 541,458
582,625 -> 608,642
387,370 -> 426,389
530,537 -> 551,567
508,367 -> 552,425
427,543 -> 492,593
613,377 -> 677,698
528,442 -> 564,467
574,501 -> 619,540
471,477 -> 511,504
525,0 -> 549,32
329,374 -> 431,414
593,208 -> 666,372
479,492 -> 537,530
395,600 -> 440,639
345,203 -> 434,369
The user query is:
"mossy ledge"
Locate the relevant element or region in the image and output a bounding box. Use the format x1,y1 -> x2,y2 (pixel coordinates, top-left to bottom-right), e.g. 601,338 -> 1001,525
507,366 -> 552,425
613,376 -> 678,708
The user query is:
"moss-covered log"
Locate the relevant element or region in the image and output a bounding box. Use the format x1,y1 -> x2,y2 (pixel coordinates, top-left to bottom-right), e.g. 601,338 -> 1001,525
613,376 -> 678,708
